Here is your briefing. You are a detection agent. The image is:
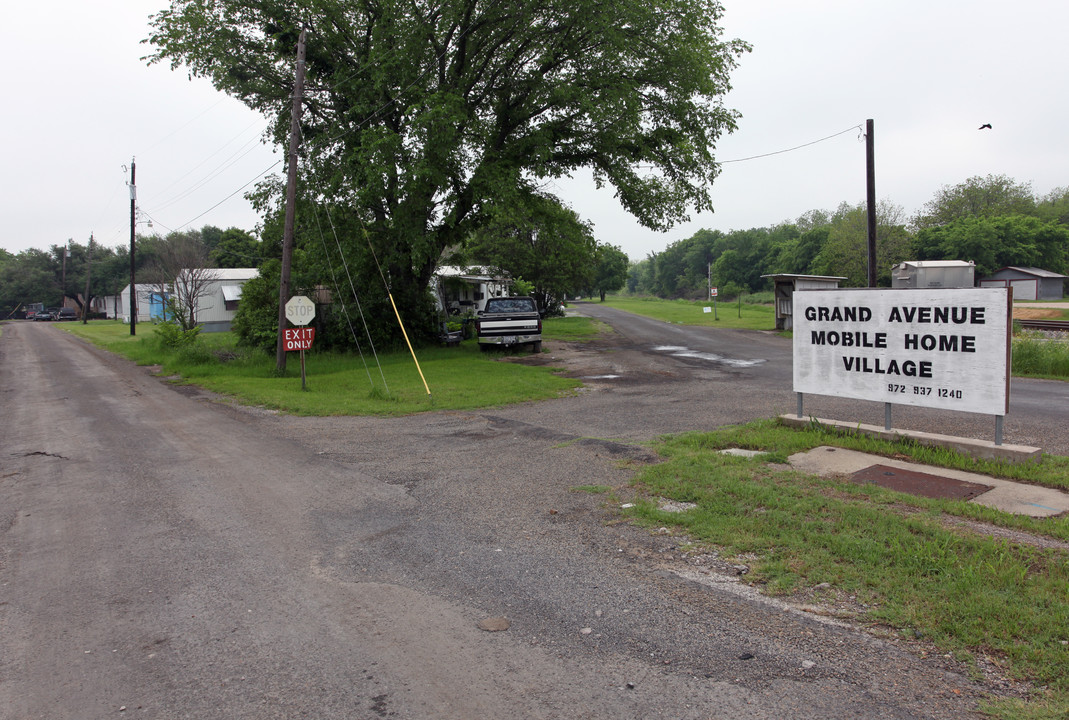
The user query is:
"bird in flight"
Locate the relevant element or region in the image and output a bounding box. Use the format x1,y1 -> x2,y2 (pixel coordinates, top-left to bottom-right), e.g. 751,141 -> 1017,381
979,123 -> 993,130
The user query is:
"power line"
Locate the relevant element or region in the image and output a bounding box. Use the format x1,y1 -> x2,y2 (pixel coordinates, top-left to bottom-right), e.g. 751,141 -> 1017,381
719,124 -> 863,164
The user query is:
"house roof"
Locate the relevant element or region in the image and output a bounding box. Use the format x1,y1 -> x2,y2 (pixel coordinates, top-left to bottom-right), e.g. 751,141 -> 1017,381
761,273 -> 847,281
992,266 -> 1068,279
894,260 -> 975,269
181,267 -> 259,281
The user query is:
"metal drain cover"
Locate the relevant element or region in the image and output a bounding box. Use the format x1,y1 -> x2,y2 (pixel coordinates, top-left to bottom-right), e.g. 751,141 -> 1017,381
850,464 -> 992,500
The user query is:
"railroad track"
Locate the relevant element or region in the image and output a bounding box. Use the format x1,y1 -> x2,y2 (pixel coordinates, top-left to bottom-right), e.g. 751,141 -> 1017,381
1017,319 -> 1069,332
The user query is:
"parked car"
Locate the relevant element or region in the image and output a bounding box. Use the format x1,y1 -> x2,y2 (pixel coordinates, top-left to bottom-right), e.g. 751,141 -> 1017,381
34,310 -> 54,321
56,308 -> 77,321
25,310 -> 37,320
475,296 -> 542,353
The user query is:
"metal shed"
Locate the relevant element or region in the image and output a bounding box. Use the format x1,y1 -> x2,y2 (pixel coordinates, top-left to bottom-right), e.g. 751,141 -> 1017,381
891,260 -> 975,289
978,266 -> 1067,301
761,274 -> 846,330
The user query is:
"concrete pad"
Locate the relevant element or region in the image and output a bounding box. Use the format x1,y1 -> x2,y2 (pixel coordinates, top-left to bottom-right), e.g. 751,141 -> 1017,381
787,446 -> 1069,518
778,414 -> 1042,464
720,448 -> 769,459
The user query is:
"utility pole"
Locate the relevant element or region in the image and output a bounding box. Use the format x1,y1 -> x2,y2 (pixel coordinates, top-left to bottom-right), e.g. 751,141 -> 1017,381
129,159 -> 137,335
83,234 -> 93,324
61,240 -> 70,308
865,119 -> 877,288
275,27 -> 308,373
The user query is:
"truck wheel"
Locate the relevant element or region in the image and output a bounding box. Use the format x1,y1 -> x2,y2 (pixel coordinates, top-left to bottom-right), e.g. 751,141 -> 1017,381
530,341 -> 542,353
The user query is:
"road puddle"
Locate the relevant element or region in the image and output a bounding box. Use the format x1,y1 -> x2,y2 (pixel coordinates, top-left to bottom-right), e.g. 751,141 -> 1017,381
651,345 -> 766,368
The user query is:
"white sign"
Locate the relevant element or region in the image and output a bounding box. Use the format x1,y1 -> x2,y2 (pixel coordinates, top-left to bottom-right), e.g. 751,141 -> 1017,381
284,295 -> 316,326
792,288 -> 1010,415
710,287 -> 718,297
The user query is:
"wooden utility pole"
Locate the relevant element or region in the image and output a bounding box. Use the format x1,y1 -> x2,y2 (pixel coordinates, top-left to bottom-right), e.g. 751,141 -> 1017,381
865,119 -> 877,288
83,234 -> 93,324
61,241 -> 70,307
275,27 -> 308,373
129,159 -> 137,335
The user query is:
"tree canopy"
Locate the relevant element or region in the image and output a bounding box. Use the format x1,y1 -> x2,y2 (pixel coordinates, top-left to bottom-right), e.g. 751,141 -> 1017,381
912,174 -> 1036,229
465,192 -> 596,313
147,0 -> 750,342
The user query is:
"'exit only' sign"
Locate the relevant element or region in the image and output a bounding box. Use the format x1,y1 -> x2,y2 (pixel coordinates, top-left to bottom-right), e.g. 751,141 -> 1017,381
284,327 -> 315,351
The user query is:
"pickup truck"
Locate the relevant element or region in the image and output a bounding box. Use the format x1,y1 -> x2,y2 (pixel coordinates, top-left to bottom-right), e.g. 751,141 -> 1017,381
475,296 -> 542,353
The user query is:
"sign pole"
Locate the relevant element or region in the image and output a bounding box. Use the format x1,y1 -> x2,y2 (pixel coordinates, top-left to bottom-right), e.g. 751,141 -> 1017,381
300,348 -> 307,391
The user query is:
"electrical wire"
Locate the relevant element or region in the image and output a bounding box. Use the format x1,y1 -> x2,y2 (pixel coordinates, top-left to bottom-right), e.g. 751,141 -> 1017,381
719,124 -> 863,164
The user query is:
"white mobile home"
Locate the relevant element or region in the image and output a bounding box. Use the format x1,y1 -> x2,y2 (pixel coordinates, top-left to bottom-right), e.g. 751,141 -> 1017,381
178,268 -> 259,332
434,266 -> 511,315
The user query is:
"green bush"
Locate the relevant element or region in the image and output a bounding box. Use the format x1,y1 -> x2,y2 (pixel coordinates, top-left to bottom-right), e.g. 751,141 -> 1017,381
153,320 -> 202,349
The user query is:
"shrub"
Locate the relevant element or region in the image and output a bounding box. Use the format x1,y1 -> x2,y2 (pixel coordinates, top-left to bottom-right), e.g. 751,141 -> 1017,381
154,320 -> 202,349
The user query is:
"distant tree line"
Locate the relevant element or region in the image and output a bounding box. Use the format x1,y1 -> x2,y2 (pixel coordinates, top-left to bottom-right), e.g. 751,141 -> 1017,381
627,174 -> 1069,299
0,225 -> 263,318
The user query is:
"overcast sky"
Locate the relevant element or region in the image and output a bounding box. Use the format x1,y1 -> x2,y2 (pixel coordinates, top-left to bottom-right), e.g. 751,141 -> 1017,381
3,1 -> 1067,261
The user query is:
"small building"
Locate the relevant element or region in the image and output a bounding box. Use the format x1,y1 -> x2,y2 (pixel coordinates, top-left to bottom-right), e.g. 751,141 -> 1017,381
891,260 -> 975,289
179,268 -> 259,332
434,265 -> 511,315
761,274 -> 847,330
978,266 -> 1067,301
119,284 -> 171,324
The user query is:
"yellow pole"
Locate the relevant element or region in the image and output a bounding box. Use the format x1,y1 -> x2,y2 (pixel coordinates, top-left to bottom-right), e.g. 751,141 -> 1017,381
387,292 -> 432,399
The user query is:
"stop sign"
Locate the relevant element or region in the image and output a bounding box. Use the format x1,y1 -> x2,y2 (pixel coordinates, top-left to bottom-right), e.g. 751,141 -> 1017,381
285,295 -> 315,326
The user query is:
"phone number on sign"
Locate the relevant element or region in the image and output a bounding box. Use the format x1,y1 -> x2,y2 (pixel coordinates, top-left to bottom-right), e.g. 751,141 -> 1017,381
887,384 -> 963,399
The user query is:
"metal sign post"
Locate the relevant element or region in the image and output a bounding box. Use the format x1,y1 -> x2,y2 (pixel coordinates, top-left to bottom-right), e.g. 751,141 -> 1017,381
284,296 -> 316,390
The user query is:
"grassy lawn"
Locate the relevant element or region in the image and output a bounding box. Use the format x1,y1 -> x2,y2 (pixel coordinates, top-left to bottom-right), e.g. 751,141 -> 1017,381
59,320 -> 585,416
597,295 -> 778,331
624,420 -> 1069,720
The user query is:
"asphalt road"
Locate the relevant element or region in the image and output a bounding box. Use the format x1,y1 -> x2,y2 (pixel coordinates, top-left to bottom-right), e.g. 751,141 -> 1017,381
2,314 -> 1063,719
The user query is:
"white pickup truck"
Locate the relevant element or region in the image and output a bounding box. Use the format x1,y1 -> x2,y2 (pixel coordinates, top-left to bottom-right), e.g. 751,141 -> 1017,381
475,296 -> 542,353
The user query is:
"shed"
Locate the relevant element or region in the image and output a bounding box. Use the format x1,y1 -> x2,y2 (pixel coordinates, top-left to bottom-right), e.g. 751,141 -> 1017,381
761,274 -> 847,330
119,284 -> 171,324
891,260 -> 975,289
978,266 -> 1066,301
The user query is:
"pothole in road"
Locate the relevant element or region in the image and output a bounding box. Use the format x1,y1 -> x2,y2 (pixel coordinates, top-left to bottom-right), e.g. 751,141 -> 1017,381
651,345 -> 766,368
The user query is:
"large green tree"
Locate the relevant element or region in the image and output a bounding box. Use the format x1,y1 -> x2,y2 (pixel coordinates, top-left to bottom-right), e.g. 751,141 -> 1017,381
467,193 -> 597,312
812,201 -> 911,287
912,174 -> 1036,229
590,243 -> 629,301
147,0 -> 749,341
913,215 -> 1068,277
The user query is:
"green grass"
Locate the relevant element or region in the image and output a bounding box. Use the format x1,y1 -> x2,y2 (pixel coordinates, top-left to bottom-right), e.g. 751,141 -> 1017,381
1012,333 -> 1069,379
626,419 -> 1069,719
60,320 -> 581,415
542,315 -> 607,342
599,295 -> 777,331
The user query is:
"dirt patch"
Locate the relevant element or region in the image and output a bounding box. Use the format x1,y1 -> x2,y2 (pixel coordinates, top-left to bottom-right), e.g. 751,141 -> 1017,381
1013,307 -> 1064,319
